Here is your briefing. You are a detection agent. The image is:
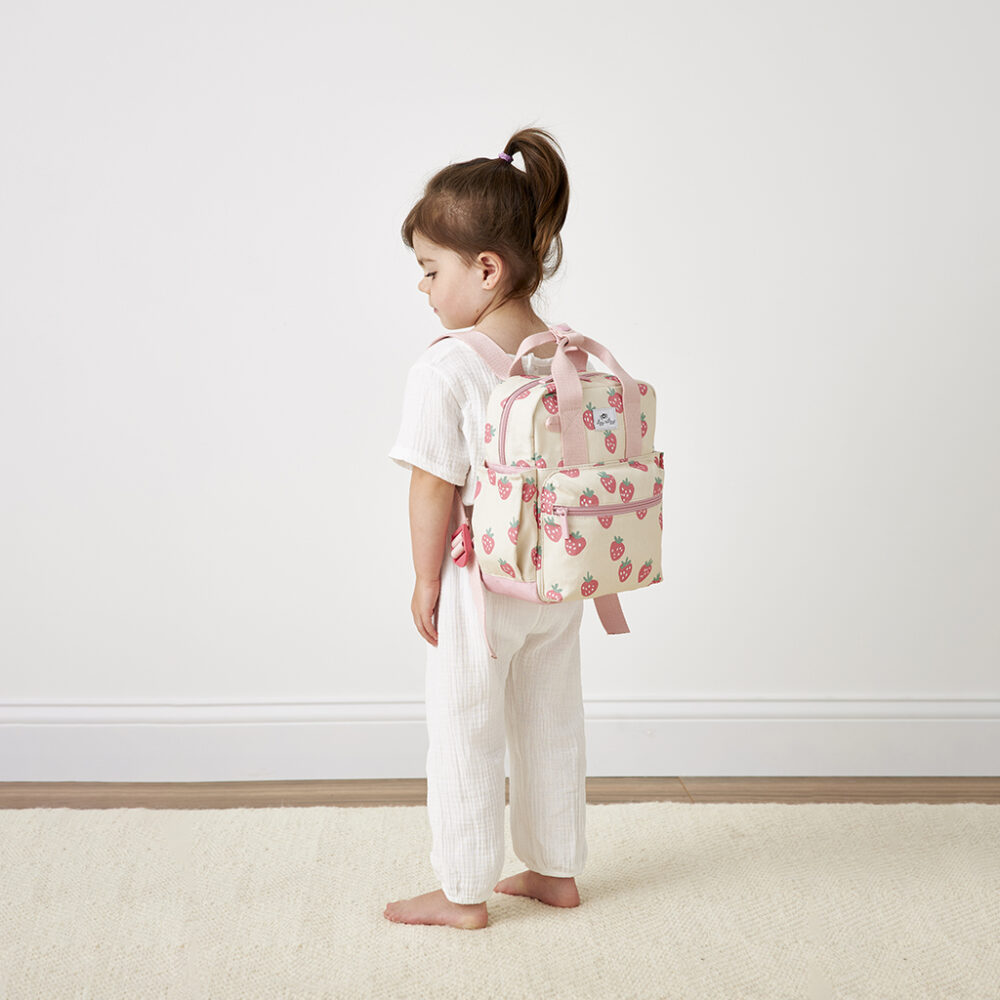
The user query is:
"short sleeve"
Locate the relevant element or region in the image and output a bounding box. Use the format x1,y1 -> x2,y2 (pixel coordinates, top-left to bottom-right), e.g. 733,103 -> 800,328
388,362 -> 469,486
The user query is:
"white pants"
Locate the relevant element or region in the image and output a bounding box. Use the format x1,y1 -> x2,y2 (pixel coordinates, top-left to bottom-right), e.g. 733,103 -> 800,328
425,550 -> 588,904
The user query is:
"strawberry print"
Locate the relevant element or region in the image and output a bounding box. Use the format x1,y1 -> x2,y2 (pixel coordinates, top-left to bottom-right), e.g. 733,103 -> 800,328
604,430 -> 617,454
654,452 -> 664,469
499,558 -> 515,578
610,536 -> 625,560
638,559 -> 653,582
654,477 -> 663,496
540,486 -> 556,514
498,477 -> 512,500
628,460 -> 648,472
638,382 -> 648,396
488,468 -> 497,486
618,558 -> 633,583
485,423 -> 494,444
641,412 -> 648,437
598,514 -> 614,529
543,518 -> 562,543
579,488 -> 599,508
619,479 -> 634,503
607,388 -> 623,413
637,506 -> 649,520
522,479 -> 537,503
563,467 -> 580,478
599,471 -> 616,494
515,459 -> 531,468
545,584 -> 564,602
482,528 -> 495,554
651,572 -> 662,584
542,390 -> 559,414
508,518 -> 519,544
531,545 -> 542,570
581,573 -> 598,597
565,531 -> 586,556
474,480 -> 482,500
659,510 -> 663,529
515,386 -> 531,400
583,403 -> 596,430
532,454 -> 547,468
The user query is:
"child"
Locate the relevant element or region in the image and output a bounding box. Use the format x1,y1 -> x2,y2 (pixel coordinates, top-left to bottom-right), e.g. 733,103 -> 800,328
385,127 -> 587,930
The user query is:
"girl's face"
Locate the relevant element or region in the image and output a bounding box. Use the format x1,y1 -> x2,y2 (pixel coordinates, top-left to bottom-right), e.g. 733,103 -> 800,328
412,232 -> 499,330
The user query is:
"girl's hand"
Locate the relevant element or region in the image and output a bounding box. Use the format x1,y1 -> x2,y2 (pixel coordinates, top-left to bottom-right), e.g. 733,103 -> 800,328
412,576 -> 441,646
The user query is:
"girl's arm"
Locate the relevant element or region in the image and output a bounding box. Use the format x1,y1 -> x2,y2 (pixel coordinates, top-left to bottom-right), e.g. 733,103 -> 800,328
408,466 -> 457,647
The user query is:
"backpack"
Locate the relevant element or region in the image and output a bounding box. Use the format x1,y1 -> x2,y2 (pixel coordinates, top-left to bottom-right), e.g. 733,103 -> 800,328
435,323 -> 663,657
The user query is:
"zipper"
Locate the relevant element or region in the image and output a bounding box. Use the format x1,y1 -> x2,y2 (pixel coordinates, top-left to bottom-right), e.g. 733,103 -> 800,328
497,373 -> 621,465
551,494 -> 662,538
485,460 -> 532,476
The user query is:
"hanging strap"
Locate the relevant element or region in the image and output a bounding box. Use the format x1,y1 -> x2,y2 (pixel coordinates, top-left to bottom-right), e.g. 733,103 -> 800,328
594,593 -> 630,634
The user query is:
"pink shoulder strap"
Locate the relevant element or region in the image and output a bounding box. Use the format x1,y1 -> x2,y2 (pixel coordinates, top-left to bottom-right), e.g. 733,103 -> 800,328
429,330 -> 513,380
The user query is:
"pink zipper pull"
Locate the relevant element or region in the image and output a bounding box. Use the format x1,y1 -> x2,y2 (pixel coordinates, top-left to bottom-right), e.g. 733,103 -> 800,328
554,506 -> 570,539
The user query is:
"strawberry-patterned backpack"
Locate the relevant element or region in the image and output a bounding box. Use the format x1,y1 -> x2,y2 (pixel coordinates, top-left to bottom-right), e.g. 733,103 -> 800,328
437,323 -> 663,658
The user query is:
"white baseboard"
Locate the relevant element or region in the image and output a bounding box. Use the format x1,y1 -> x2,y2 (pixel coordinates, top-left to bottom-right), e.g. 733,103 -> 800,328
1,700 -> 998,781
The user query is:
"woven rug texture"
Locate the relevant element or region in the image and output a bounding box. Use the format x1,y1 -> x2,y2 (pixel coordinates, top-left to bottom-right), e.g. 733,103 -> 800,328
1,801 -> 998,1000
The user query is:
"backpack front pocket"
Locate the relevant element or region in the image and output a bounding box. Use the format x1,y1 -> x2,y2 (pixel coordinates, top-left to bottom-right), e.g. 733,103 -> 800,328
537,453 -> 663,602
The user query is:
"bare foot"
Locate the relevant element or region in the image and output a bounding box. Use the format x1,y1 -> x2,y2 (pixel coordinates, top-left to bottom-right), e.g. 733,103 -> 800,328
494,870 -> 580,907
383,889 -> 488,930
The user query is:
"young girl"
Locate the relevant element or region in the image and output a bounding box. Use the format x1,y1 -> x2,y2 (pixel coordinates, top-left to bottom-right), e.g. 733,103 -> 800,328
385,127 -> 587,930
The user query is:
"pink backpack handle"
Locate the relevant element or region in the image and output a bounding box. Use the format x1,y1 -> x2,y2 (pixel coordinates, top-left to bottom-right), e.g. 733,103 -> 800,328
512,325 -> 643,464
508,324 -> 589,376
432,327 -> 588,378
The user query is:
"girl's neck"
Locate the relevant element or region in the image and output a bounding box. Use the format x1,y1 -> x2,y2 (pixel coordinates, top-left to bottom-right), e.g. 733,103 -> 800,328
473,300 -> 557,358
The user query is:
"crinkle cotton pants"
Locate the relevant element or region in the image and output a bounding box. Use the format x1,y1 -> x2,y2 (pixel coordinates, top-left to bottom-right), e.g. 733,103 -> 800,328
425,549 -> 588,905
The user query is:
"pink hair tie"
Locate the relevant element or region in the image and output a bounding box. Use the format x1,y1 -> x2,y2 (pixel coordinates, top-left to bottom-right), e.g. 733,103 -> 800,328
498,151 -> 512,162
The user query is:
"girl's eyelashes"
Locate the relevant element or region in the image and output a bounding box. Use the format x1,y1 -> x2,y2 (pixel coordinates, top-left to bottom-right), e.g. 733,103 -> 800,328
424,272 -> 436,278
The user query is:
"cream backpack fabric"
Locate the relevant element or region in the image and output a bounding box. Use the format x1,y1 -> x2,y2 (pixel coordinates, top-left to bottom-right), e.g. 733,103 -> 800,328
437,324 -> 663,657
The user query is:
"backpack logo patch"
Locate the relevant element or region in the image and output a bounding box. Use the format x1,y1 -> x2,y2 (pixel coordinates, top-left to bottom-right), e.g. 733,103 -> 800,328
593,407 -> 618,430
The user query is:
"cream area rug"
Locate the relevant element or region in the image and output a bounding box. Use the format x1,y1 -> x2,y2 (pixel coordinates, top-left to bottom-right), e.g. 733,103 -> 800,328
1,802 -> 997,1000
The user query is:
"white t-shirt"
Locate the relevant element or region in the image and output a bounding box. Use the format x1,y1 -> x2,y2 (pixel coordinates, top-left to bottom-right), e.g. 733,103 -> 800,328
389,336 -> 556,506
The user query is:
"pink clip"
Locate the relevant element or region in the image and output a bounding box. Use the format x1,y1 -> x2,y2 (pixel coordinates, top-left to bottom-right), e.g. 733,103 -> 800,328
451,522 -> 472,567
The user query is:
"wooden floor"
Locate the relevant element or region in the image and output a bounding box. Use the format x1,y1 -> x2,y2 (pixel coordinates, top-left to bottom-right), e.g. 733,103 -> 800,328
1,777 -> 998,809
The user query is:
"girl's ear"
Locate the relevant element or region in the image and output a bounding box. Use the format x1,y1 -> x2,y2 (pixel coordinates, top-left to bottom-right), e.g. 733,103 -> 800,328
477,251 -> 503,289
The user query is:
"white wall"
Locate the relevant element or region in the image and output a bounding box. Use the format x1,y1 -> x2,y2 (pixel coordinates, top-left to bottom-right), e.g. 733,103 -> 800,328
2,1 -> 998,779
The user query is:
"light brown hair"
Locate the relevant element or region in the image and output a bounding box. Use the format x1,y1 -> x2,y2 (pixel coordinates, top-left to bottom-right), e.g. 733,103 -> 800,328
401,126 -> 570,315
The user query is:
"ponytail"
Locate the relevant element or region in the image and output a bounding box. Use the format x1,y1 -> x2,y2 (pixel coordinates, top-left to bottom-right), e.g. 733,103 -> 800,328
502,127 -> 570,295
